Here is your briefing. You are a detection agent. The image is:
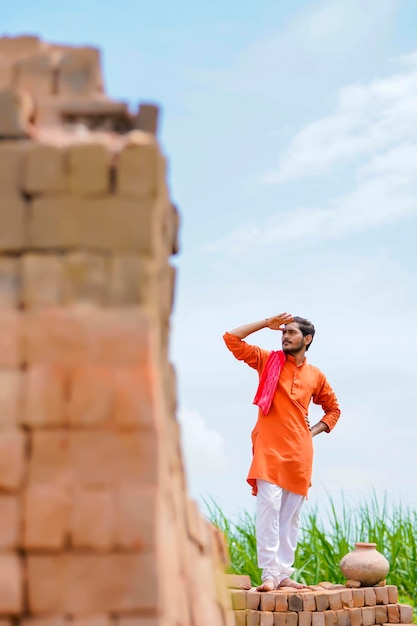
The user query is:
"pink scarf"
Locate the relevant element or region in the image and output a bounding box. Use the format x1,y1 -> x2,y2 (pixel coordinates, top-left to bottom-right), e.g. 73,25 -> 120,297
253,350 -> 286,415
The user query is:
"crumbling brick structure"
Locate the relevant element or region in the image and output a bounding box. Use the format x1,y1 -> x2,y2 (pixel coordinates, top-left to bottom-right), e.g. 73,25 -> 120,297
0,35 -> 233,626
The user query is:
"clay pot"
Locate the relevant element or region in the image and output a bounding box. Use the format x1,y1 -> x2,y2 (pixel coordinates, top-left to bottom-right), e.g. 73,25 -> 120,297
339,542 -> 389,586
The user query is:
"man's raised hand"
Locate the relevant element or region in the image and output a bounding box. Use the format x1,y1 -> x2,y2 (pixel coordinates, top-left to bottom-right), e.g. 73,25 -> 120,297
266,312 -> 294,331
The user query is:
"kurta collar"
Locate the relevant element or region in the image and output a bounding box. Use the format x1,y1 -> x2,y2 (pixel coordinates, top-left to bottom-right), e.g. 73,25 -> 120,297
286,354 -> 307,367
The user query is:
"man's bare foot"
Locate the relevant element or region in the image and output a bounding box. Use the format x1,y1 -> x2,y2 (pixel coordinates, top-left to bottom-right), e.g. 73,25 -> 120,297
256,579 -> 276,592
278,578 -> 309,590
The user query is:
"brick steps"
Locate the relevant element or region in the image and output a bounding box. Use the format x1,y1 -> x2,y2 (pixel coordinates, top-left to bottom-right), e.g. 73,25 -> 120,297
229,583 -> 414,626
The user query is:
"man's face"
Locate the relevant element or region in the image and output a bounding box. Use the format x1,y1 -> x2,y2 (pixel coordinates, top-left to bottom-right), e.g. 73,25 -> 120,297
282,322 -> 310,355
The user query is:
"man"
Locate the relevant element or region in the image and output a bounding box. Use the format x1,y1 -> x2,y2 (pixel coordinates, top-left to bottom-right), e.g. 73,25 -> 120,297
223,312 -> 340,591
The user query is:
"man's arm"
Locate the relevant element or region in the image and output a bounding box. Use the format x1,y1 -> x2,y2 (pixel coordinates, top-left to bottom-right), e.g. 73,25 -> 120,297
229,312 -> 293,338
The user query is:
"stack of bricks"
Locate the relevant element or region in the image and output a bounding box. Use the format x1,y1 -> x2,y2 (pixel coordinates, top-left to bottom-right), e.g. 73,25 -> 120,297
229,581 -> 414,626
0,35 -> 234,626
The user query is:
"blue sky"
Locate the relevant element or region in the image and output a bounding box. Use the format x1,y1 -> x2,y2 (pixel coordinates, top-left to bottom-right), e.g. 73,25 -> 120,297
4,0 -> 417,520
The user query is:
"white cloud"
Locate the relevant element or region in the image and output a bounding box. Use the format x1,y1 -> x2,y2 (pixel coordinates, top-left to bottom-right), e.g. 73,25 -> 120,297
178,407 -> 226,474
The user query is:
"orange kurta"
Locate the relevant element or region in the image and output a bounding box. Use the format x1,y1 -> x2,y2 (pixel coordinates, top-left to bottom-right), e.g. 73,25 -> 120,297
223,332 -> 340,497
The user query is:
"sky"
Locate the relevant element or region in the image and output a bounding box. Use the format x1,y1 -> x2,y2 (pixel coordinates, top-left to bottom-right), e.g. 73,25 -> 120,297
3,0 -> 417,523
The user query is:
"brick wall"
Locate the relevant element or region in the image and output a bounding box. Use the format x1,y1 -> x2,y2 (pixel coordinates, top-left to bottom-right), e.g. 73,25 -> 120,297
0,35 -> 233,626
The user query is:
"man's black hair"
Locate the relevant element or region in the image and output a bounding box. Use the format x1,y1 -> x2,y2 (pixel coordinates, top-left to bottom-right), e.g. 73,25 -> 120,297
292,316 -> 315,351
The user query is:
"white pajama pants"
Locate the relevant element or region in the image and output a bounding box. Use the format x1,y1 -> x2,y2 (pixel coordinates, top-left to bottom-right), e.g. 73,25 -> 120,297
256,479 -> 305,587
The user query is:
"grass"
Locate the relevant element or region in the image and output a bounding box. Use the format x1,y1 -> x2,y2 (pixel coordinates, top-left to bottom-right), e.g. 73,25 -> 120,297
205,493 -> 417,618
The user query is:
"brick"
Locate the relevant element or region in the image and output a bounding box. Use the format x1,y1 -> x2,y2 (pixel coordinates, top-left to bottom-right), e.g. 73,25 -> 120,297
335,610 -> 350,626
0,141 -> 30,193
116,621 -> 159,626
21,254 -> 65,308
0,369 -> 22,427
64,252 -> 108,305
399,605 -> 413,623
348,608 -> 362,626
0,257 -> 21,308
386,604 -> 400,623
362,607 -> 376,625
115,486 -> 157,550
375,605 -> 388,623
231,590 -> 247,610
247,610 -> 260,626
275,592 -> 289,611
113,365 -> 156,429
246,591 -> 261,610
29,430 -> 70,486
23,142 -> 68,195
260,613 -> 274,626
299,612 -> 312,626
117,140 -> 158,199
24,485 -> 70,549
72,616 -> 112,626
57,47 -> 102,96
0,35 -> 41,56
16,52 -> 53,95
21,620 -> 68,626
22,365 -> 67,427
273,615 -> 286,626
0,89 -> 33,137
288,593 -> 304,612
70,430 -> 158,487
386,587 -> 398,604
375,586 -> 389,605
340,589 -> 354,608
24,307 -> 153,367
285,613 -> 298,626
68,143 -> 110,195
0,430 -> 26,491
315,593 -> 330,611
0,553 -> 22,613
71,489 -> 115,549
0,496 -> 19,548
0,310 -> 22,366
0,58 -> 14,90
67,365 -> 113,426
352,588 -> 365,607
302,593 -> 316,612
260,593 -> 275,612
135,103 -> 159,134
328,591 -> 343,611
234,611 -> 247,626
364,588 -> 376,607
0,194 -> 27,252
324,611 -> 337,626
312,614 -> 325,626
109,256 -> 158,307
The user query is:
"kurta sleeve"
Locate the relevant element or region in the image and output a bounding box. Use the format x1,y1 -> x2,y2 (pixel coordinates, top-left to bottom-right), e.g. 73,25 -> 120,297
223,332 -> 267,372
313,373 -> 341,432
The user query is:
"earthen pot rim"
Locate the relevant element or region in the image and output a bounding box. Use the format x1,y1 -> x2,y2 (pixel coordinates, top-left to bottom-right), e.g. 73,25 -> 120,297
354,542 -> 377,548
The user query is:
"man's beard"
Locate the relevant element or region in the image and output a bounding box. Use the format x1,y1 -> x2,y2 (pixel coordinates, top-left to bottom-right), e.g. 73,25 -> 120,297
282,337 -> 305,355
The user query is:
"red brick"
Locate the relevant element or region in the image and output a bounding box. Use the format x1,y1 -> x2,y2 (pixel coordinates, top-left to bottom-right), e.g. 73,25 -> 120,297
335,610 -> 350,626
24,308 -> 153,366
15,52 -> 53,96
246,591 -> 260,610
21,619 -> 68,626
387,587 -> 398,604
328,591 -> 343,610
0,369 -> 22,427
0,310 -> 22,366
115,486 -> 156,549
67,365 -> 113,426
24,485 -> 70,549
22,365 -> 67,427
117,140 -> 158,199
0,430 -> 26,491
386,604 -> 400,623
0,141 -> 30,194
116,620 -> 158,626
399,605 -> 413,623
108,256 -> 158,307
0,194 -> 27,252
21,254 -> 64,308
0,496 -> 19,548
0,553 -> 23,613
0,256 -> 20,308
234,612 -> 247,626
71,617 -> 111,626
22,143 -> 68,193
0,90 -> 32,138
57,47 -> 102,97
299,612 -> 312,626
70,430 -> 158,486
375,605 -> 388,623
302,593 -> 316,612
231,590 -> 246,610
64,252 -> 108,305
352,588 -> 365,607
28,430 -> 71,486
27,555 -> 65,613
247,610 -> 260,626
273,615 -> 285,626
375,586 -> 389,605
348,608 -> 362,626
312,614 -> 326,626
260,593 -> 275,612
364,588 -> 376,607
362,606 -> 376,625
315,593 -> 330,611
71,489 -> 115,549
113,365 -> 156,429
324,611 -> 337,626
260,612 -> 274,626
68,143 -> 110,195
